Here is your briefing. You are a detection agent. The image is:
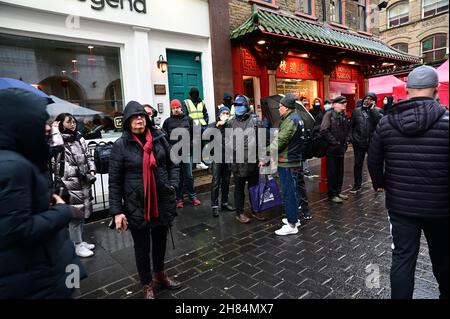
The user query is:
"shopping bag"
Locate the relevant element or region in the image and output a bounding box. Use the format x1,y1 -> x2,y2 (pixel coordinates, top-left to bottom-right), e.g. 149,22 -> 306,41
249,175 -> 282,213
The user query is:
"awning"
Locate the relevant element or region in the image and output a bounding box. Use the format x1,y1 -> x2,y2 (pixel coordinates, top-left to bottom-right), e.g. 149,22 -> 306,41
231,9 -> 420,64
369,75 -> 405,95
437,59 -> 449,83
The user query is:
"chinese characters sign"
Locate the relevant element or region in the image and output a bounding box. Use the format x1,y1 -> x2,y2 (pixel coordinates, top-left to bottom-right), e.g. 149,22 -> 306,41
276,57 -> 320,79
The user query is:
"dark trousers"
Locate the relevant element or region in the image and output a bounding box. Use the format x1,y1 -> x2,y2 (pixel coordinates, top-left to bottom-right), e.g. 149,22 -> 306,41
326,155 -> 344,198
296,167 -> 310,217
130,226 -> 168,286
176,162 -> 197,200
234,174 -> 258,215
211,162 -> 231,207
353,145 -> 368,188
278,167 -> 300,225
389,212 -> 449,299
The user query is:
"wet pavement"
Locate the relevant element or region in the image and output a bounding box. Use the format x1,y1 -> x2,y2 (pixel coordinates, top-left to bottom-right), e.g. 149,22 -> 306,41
74,153 -> 440,299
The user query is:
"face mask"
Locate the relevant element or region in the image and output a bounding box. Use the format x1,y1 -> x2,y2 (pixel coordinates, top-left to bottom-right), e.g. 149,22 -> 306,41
314,102 -> 320,107
220,114 -> 229,122
383,98 -> 388,105
234,105 -> 247,117
190,91 -> 199,100
324,104 -> 332,111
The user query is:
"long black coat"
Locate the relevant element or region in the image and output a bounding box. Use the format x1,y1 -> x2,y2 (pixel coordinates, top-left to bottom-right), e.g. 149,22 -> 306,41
109,102 -> 180,229
320,110 -> 350,157
0,88 -> 85,298
350,106 -> 382,148
368,98 -> 449,218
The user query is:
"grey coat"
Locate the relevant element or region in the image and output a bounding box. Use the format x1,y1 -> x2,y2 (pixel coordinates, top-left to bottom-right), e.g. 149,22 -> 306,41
53,132 -> 96,219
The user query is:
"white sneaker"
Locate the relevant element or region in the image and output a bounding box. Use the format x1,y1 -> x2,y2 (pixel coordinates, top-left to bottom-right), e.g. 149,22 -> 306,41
75,244 -> 94,258
196,162 -> 209,170
81,242 -> 95,250
275,224 -> 299,236
282,218 -> 301,227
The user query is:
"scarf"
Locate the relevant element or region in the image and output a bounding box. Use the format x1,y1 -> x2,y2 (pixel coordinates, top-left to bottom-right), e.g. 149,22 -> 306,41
131,129 -> 159,221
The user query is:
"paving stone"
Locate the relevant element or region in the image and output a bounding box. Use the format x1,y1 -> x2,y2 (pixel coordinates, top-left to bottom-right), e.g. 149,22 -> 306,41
228,273 -> 259,289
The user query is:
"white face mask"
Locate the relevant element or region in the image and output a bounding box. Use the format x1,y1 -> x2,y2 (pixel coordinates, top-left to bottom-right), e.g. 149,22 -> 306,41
220,114 -> 229,122
383,97 -> 388,105
324,104 -> 332,111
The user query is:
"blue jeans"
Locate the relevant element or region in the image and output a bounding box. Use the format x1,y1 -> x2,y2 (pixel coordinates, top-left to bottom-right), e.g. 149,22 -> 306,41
176,162 -> 197,200
278,167 -> 299,225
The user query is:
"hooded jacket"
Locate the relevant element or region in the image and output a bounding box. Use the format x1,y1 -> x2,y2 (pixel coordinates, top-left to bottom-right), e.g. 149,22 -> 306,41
109,101 -> 180,229
350,104 -> 383,148
182,87 -> 209,125
0,88 -> 84,298
368,97 -> 449,218
382,96 -> 394,115
310,98 -> 324,125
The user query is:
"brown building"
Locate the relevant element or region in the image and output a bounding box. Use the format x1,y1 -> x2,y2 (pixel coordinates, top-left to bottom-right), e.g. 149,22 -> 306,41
209,0 -> 419,114
374,0 -> 448,79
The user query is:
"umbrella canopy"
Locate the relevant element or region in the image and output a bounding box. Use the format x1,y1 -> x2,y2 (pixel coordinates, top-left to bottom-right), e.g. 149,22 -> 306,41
0,77 -> 53,102
46,95 -> 103,118
437,59 -> 449,83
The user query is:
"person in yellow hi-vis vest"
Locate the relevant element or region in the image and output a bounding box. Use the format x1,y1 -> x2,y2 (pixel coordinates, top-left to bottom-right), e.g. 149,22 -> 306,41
182,87 -> 209,169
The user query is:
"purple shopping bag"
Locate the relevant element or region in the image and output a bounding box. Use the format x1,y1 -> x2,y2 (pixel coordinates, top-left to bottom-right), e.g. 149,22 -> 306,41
249,175 -> 282,213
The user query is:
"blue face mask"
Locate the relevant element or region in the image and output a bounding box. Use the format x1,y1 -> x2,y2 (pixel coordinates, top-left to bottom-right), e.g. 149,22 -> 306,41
324,104 -> 332,111
234,105 -> 248,116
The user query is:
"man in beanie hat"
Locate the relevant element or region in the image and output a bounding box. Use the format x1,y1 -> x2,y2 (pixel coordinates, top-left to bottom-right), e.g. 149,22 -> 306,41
320,96 -> 350,203
217,92 -> 235,117
163,99 -> 201,208
368,65 -> 448,299
349,92 -> 383,194
266,93 -> 304,235
205,106 -> 235,217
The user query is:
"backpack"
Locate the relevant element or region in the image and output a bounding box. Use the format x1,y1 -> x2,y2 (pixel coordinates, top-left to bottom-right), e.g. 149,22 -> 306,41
302,125 -> 328,160
94,142 -> 113,174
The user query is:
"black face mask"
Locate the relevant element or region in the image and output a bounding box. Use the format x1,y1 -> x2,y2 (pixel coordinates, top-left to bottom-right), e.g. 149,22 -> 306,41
224,97 -> 232,107
190,91 -> 199,100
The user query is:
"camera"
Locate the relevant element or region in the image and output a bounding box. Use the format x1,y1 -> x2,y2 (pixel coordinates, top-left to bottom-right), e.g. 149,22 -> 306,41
81,173 -> 97,185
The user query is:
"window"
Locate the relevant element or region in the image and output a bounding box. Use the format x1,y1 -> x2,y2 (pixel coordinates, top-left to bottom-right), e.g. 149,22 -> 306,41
422,34 -> 448,63
392,43 -> 409,53
388,2 -> 409,28
296,0 -> 312,15
357,0 -> 367,31
330,0 -> 343,24
423,0 -> 449,18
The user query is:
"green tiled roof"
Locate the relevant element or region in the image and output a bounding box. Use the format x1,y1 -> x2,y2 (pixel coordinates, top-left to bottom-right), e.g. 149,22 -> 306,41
231,9 -> 420,63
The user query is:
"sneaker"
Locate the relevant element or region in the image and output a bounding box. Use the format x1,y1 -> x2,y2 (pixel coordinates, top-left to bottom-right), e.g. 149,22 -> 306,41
75,243 -> 94,258
212,207 -> 219,217
81,242 -> 95,250
282,218 -> 301,227
192,198 -> 201,206
176,200 -> 184,208
338,193 -> 349,200
330,196 -> 343,203
236,213 -> 250,223
302,212 -> 312,220
221,203 -> 236,211
275,224 -> 299,236
196,162 -> 209,170
349,186 -> 362,194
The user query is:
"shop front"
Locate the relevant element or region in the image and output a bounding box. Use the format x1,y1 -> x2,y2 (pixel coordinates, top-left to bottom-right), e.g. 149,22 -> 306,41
0,0 -> 215,124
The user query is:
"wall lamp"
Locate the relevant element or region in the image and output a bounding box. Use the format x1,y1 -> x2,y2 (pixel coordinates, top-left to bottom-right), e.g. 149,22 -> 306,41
157,55 -> 168,73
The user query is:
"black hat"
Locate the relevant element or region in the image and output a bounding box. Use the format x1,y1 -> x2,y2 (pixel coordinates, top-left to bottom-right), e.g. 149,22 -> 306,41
363,92 -> 378,102
333,96 -> 347,104
280,93 -> 298,109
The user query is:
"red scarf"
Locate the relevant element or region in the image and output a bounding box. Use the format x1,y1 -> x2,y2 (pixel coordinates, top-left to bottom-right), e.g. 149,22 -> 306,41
131,129 -> 159,221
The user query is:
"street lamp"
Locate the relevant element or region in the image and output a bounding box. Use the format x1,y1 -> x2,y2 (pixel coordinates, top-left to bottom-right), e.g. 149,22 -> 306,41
157,55 -> 168,73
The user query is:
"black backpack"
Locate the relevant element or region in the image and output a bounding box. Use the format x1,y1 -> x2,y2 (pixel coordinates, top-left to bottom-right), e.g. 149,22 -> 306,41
94,142 -> 113,174
302,125 -> 328,160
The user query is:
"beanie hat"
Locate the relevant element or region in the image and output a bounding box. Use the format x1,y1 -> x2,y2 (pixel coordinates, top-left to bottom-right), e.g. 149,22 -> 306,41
218,106 -> 230,115
333,96 -> 347,104
363,92 -> 378,102
170,99 -> 182,109
280,93 -> 298,109
223,92 -> 232,99
407,65 -> 439,89
234,95 -> 250,106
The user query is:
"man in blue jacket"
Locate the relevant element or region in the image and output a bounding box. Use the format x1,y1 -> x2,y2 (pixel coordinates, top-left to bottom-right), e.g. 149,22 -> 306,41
368,65 -> 449,299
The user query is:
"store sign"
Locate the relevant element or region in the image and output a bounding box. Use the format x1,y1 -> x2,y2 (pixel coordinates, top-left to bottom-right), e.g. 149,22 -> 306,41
78,0 -> 147,14
276,57 -> 314,79
331,65 -> 357,81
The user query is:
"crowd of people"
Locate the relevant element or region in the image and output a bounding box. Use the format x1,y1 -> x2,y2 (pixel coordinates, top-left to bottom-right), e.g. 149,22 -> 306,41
0,66 -> 447,300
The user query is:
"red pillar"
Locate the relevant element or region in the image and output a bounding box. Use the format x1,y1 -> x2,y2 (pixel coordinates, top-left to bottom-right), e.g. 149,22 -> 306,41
231,46 -> 244,94
260,65 -> 269,98
319,157 -> 328,193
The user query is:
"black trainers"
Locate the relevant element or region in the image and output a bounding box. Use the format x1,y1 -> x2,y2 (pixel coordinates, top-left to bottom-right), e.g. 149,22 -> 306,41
349,186 -> 362,194
221,203 -> 236,212
212,207 -> 219,217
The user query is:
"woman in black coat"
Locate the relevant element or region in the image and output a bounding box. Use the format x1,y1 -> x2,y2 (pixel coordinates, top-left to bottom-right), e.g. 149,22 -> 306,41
0,88 -> 85,298
109,101 -> 181,299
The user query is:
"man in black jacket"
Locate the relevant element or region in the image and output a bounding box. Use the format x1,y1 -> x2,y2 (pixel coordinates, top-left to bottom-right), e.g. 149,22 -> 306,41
0,88 -> 85,298
368,65 -> 449,299
163,99 -> 201,208
349,92 -> 383,193
320,96 -> 350,203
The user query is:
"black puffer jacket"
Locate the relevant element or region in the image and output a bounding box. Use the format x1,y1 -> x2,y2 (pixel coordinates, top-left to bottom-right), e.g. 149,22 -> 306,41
368,97 -> 449,218
320,110 -> 350,157
0,88 -> 85,298
109,101 -> 180,229
350,106 -> 383,148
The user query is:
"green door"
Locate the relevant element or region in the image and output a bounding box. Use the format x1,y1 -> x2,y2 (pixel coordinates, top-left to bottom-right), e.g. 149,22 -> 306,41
167,50 -> 203,103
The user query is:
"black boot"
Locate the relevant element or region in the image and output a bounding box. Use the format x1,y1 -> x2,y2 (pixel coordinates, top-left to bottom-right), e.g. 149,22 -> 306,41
221,203 -> 235,212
